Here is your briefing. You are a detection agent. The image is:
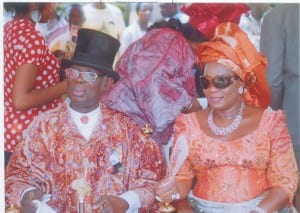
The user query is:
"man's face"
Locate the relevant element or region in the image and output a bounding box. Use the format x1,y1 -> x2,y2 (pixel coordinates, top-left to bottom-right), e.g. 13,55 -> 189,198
138,3 -> 153,23
66,65 -> 111,113
159,3 -> 176,18
69,7 -> 84,27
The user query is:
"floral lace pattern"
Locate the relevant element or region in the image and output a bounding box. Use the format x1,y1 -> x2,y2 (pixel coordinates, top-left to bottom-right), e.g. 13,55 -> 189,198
5,103 -> 165,212
173,108 -> 298,203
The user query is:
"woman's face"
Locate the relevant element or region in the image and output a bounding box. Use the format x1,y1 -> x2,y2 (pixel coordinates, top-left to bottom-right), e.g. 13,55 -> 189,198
68,6 -> 85,27
202,62 -> 243,111
138,3 -> 153,23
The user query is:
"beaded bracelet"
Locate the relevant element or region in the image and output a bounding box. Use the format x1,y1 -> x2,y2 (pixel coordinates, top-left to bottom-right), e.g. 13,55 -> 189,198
251,206 -> 266,213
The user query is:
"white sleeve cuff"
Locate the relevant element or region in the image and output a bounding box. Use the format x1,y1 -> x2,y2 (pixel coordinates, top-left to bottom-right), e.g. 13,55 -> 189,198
21,187 -> 37,200
118,191 -> 141,213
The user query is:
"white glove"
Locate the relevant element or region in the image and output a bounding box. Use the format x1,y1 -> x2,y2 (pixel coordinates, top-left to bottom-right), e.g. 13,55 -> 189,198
32,194 -> 57,213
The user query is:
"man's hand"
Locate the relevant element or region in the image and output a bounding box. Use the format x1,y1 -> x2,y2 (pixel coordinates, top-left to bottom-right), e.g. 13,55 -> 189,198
155,178 -> 178,203
21,189 -> 43,213
98,195 -> 129,213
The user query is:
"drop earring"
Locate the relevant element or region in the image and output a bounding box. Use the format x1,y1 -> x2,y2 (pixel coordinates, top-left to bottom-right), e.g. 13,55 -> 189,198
30,10 -> 41,23
238,86 -> 244,95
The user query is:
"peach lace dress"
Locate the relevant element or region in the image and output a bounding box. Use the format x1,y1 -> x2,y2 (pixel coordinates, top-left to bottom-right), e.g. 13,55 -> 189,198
171,108 -> 298,212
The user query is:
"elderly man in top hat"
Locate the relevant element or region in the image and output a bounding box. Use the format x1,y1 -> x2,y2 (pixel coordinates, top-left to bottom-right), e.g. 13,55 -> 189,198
5,29 -> 165,213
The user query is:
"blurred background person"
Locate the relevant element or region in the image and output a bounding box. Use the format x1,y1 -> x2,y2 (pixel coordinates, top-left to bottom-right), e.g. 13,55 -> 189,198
4,5 -> 14,24
182,3 -> 249,40
239,3 -> 271,51
3,2 -> 67,166
82,2 -> 125,40
260,4 -> 300,209
49,3 -> 85,60
119,2 -> 153,55
159,3 -> 189,24
36,5 -> 68,46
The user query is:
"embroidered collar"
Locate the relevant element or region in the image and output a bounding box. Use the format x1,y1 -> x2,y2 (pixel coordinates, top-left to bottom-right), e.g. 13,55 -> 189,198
66,98 -> 100,140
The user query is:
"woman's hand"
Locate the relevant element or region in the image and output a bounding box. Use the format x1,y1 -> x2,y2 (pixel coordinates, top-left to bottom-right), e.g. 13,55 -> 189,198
21,188 -> 43,213
254,187 -> 289,213
98,195 -> 129,213
155,178 -> 179,203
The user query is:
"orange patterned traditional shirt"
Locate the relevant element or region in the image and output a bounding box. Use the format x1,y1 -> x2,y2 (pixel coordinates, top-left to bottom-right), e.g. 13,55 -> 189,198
173,108 -> 298,204
5,103 -> 165,212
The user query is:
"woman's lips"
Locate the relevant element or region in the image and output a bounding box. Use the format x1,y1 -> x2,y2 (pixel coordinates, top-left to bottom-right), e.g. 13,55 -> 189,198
207,96 -> 223,104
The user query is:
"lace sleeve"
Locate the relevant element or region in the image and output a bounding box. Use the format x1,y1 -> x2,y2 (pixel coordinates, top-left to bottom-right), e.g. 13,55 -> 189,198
266,110 -> 298,204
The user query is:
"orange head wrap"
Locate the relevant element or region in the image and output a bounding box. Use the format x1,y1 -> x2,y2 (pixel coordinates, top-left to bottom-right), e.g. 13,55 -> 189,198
197,22 -> 271,109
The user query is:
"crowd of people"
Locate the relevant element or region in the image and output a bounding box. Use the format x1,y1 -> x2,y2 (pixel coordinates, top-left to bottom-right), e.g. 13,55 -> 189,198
3,2 -> 299,213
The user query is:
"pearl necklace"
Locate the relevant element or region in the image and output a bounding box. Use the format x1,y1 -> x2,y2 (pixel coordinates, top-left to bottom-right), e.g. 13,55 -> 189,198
208,102 -> 244,136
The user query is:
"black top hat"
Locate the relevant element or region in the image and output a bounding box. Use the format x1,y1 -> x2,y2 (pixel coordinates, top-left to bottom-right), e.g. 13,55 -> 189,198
63,29 -> 120,82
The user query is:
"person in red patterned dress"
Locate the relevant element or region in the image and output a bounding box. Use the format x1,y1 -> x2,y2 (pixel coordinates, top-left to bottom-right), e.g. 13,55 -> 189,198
4,3 -> 67,165
5,29 -> 165,213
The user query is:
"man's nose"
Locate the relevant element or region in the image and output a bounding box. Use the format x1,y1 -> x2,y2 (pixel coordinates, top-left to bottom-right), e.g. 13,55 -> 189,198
74,73 -> 85,83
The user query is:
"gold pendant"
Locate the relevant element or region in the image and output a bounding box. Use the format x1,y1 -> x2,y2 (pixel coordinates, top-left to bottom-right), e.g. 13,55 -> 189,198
142,124 -> 153,135
158,202 -> 176,213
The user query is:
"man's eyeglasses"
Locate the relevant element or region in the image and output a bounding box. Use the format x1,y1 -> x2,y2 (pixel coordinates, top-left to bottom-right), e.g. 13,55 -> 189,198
199,75 -> 240,89
65,68 -> 105,82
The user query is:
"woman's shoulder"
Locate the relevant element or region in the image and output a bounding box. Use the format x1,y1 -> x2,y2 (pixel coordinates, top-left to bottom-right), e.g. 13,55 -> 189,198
176,111 -> 201,122
9,19 -> 45,44
176,110 -> 208,131
262,107 -> 287,125
258,106 -> 286,121
246,106 -> 287,129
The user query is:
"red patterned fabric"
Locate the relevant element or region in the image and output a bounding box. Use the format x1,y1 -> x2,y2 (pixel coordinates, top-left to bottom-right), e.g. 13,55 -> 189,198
4,19 -> 61,152
102,28 -> 197,144
5,103 -> 165,212
182,3 -> 249,39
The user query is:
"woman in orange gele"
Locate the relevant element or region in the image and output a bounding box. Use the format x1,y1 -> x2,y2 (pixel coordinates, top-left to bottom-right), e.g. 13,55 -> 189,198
155,22 -> 298,212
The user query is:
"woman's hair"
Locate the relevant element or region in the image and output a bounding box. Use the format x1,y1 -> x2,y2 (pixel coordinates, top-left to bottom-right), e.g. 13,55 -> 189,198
4,3 -> 29,15
148,18 -> 208,42
4,3 -> 48,16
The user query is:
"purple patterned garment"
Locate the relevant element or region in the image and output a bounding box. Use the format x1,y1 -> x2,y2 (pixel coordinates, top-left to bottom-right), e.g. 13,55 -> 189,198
102,28 -> 197,145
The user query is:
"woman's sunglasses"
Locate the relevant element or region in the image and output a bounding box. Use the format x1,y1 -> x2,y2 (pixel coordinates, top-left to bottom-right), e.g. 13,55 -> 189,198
199,75 -> 240,89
